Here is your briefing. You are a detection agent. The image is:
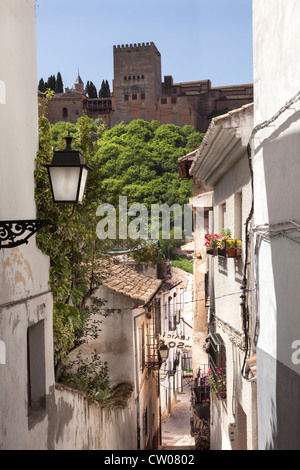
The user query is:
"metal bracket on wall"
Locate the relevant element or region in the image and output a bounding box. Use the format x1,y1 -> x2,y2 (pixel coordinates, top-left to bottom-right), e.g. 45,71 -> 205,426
0,219 -> 56,249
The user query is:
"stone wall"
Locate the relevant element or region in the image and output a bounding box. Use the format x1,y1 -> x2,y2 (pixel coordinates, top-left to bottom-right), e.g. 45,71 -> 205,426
52,383 -> 137,450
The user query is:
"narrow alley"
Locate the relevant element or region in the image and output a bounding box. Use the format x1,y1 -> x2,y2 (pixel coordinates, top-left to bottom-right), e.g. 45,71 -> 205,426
160,389 -> 195,450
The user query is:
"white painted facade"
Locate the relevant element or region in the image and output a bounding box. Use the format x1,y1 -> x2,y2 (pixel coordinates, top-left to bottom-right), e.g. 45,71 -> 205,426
67,265 -> 162,450
0,0 -> 54,449
158,269 -> 193,419
252,0 -> 300,450
190,105 -> 258,450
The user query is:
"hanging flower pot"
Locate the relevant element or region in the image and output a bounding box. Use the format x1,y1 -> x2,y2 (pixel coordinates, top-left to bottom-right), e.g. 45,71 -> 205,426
204,233 -> 220,255
218,237 -> 242,258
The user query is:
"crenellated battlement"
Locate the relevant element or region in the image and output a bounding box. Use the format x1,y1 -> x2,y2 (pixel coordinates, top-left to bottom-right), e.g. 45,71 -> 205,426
113,42 -> 160,55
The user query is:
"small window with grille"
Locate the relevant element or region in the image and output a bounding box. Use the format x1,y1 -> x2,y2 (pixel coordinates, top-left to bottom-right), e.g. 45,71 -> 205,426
209,333 -> 227,399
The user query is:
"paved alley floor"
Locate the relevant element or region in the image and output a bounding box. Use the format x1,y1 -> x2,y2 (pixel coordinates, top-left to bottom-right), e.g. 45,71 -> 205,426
160,389 -> 195,450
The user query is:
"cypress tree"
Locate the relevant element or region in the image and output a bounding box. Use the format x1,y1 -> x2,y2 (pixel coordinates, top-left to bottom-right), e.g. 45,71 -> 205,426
55,72 -> 63,93
105,80 -> 111,97
87,81 -> 97,98
38,78 -> 45,93
86,81 -> 91,97
99,79 -> 111,98
46,74 -> 56,92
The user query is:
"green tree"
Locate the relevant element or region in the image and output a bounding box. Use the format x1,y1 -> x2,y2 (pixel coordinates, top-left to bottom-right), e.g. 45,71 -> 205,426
99,79 -> 111,98
55,71 -> 63,93
35,115 -> 202,373
46,74 -> 56,92
35,102 -> 118,376
38,77 -> 46,93
86,80 -> 97,98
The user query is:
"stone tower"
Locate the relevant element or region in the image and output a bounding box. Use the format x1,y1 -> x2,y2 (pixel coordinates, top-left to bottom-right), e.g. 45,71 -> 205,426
112,42 -> 162,126
72,71 -> 85,93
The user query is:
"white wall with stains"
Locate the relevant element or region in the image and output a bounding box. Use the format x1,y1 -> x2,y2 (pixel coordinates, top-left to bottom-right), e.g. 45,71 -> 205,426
0,0 -> 54,449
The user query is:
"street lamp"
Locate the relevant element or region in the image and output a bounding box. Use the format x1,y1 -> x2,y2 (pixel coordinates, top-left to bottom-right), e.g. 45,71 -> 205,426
45,133 -> 92,205
0,133 -> 92,249
158,343 -> 169,363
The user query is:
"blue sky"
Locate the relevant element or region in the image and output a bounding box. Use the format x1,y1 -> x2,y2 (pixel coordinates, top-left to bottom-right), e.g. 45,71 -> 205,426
35,0 -> 253,92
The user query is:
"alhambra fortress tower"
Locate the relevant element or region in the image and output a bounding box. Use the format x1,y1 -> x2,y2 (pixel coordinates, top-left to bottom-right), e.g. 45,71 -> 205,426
43,42 -> 253,133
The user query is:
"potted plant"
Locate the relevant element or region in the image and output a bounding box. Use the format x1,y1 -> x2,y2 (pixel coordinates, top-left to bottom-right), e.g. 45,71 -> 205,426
218,228 -> 241,258
217,368 -> 227,399
201,368 -> 218,401
202,367 -> 226,400
204,233 -> 220,255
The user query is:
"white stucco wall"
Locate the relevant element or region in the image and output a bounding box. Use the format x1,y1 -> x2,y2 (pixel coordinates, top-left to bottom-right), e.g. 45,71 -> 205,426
253,0 -> 300,449
210,152 -> 257,450
0,0 -> 54,450
213,154 -> 252,332
54,385 -> 137,450
71,286 -> 136,388
253,0 -> 300,125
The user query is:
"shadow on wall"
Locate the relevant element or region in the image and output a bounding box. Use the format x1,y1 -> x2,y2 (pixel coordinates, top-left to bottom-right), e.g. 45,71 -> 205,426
258,126 -> 300,450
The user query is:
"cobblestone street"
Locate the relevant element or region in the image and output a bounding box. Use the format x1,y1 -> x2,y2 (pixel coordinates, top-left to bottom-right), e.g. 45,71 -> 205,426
160,390 -> 195,450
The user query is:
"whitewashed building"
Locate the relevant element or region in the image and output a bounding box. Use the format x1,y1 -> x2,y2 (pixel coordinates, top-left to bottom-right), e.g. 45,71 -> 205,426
0,0 -> 55,449
189,104 -> 258,450
252,0 -> 300,450
70,261 -> 163,450
158,266 -> 193,420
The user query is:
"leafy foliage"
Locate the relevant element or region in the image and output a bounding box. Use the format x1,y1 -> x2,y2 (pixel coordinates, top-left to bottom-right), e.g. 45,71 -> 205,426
171,256 -> 193,274
99,79 -> 111,98
97,119 -> 203,209
38,73 -> 63,93
59,350 -> 112,403
86,80 -> 98,98
35,96 -> 115,372
35,103 -> 202,382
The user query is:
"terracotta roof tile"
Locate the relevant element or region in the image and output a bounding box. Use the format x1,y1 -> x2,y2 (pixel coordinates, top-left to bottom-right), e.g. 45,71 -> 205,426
100,262 -> 162,305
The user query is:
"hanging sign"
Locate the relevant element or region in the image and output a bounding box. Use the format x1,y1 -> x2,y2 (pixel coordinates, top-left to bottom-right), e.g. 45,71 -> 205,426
159,333 -> 192,349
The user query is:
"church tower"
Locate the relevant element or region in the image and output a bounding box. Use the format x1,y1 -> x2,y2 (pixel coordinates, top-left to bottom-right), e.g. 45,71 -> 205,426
72,71 -> 85,93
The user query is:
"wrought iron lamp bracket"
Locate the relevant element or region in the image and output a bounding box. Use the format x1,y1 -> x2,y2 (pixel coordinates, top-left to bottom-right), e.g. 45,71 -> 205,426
0,219 -> 56,249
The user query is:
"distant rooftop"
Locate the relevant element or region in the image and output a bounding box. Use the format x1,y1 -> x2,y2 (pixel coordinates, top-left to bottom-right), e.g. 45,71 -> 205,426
101,262 -> 162,305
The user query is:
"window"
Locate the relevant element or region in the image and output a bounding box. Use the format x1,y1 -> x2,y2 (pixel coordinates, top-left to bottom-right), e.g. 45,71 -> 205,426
139,324 -> 146,372
171,97 -> 177,104
143,408 -> 148,447
161,98 -> 167,104
124,95 -> 129,101
62,107 -> 68,118
205,272 -> 209,306
141,93 -> 145,100
208,333 -> 226,399
124,76 -> 127,80
27,321 -> 46,415
234,191 -> 243,241
219,202 -> 226,232
172,88 -> 177,94
182,351 -> 193,376
174,293 -> 180,324
168,296 -> 176,331
132,94 -> 137,100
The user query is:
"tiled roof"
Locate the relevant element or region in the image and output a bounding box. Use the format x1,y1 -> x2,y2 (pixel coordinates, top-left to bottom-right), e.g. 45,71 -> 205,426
101,262 -> 162,305
160,266 -> 190,292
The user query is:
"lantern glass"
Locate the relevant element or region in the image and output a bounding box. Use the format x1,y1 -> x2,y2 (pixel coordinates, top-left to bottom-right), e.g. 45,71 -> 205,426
48,166 -> 81,203
158,344 -> 169,362
78,167 -> 89,204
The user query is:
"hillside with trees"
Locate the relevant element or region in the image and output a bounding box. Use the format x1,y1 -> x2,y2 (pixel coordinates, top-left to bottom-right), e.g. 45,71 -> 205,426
35,99 -> 202,382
